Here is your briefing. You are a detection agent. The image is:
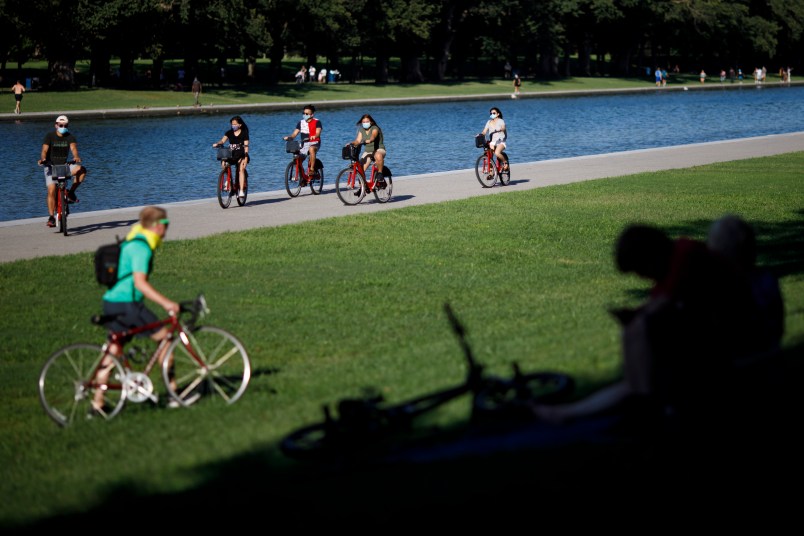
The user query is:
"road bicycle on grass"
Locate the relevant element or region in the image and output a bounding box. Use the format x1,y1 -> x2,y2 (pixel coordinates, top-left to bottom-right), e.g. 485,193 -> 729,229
284,139 -> 324,197
38,294 -> 251,427
335,143 -> 393,206
43,161 -> 75,236
214,145 -> 248,208
474,134 -> 511,188
280,303 -> 574,461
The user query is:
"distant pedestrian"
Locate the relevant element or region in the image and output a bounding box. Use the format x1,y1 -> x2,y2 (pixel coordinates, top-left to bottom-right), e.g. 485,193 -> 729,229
513,74 -> 521,97
191,77 -> 202,106
504,61 -> 512,79
308,66 -> 316,83
654,67 -> 663,87
719,69 -> 726,83
11,80 -> 25,114
699,69 -> 706,83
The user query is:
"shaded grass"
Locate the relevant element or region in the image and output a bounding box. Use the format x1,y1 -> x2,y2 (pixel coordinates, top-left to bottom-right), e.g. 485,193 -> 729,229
0,153 -> 803,527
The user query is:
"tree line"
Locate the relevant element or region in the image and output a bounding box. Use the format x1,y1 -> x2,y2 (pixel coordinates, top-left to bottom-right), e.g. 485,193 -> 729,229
1,0 -> 801,89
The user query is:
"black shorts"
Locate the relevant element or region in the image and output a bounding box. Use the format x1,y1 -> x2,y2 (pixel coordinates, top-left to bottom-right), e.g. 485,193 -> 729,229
102,301 -> 160,337
15,94 -> 22,102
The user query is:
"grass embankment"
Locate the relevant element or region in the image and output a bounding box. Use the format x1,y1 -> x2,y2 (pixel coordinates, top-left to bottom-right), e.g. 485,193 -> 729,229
11,75 -> 668,113
1,153 -> 802,527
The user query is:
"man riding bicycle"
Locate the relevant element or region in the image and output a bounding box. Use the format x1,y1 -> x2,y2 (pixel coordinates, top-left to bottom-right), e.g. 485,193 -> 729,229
283,104 -> 322,177
38,115 -> 87,228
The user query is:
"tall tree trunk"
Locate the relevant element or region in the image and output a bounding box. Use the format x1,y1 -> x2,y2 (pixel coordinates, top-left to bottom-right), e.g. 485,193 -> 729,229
400,54 -> 424,82
375,53 -> 389,83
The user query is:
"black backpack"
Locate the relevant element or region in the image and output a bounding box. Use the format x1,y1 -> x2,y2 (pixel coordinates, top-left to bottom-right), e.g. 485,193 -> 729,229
94,236 -> 149,288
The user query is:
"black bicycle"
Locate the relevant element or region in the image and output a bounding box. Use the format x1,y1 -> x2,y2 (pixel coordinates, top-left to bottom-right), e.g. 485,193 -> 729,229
280,303 -> 574,461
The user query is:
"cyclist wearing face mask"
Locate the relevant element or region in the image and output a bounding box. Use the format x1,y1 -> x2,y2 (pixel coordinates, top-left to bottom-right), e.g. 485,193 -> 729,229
283,104 -> 322,177
349,114 -> 386,176
213,116 -> 250,199
480,107 -> 508,171
38,114 -> 88,228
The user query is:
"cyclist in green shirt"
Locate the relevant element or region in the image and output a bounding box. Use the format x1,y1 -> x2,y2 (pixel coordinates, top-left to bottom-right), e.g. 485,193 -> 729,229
94,206 -> 180,413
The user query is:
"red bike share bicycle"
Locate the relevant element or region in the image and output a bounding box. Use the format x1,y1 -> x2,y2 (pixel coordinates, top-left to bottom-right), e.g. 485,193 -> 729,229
474,134 -> 511,188
214,145 -> 248,208
284,139 -> 324,197
43,160 -> 76,236
335,143 -> 393,206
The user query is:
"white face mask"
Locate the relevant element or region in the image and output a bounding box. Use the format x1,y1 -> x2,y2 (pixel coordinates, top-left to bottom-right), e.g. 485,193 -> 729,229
303,114 -> 311,120
361,122 -> 371,129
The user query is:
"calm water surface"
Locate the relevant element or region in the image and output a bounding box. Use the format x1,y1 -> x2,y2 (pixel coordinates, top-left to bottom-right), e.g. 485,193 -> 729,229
2,85 -> 803,222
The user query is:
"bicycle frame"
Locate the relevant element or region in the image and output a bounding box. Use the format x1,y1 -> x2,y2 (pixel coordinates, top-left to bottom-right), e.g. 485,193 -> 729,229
91,310 -> 206,402
335,143 -> 393,206
46,162 -> 74,236
285,139 -> 324,197
475,141 -> 510,188
216,150 -> 247,208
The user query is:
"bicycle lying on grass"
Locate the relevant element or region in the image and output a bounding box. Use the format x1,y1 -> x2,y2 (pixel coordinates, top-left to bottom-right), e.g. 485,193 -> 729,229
280,303 -> 574,461
474,134 -> 510,188
214,145 -> 248,208
38,294 -> 251,427
335,143 -> 393,205
284,139 -> 324,197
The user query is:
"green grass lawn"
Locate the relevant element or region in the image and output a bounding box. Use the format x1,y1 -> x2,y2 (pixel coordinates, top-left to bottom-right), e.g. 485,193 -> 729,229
10,75 -> 670,113
1,153 -> 802,527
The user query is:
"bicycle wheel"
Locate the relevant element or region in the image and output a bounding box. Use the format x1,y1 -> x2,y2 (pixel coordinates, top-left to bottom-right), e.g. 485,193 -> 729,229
217,168 -> 232,209
475,154 -> 496,188
38,344 -> 127,427
236,169 -> 248,206
472,371 -> 575,422
335,167 -> 365,205
373,174 -> 393,203
60,187 -> 69,236
309,166 -> 324,195
162,325 -> 251,406
498,160 -> 511,186
285,161 -> 302,198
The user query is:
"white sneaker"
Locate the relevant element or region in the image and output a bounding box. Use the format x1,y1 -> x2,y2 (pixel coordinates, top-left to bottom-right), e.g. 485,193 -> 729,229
238,190 -> 245,198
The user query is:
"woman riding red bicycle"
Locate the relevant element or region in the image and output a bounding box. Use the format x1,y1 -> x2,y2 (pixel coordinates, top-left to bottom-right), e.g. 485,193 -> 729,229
349,113 -> 386,176
212,116 -> 250,200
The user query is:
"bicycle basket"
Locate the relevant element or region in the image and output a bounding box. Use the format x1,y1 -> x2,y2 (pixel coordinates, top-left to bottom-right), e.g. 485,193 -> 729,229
285,140 -> 301,153
216,146 -> 233,160
50,164 -> 72,178
474,134 -> 486,148
342,144 -> 359,161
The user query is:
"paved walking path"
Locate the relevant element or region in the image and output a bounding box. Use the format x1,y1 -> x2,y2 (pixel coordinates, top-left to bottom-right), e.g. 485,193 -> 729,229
1,131 -> 802,264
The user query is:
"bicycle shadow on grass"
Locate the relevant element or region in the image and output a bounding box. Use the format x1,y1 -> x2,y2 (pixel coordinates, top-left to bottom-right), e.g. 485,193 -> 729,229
64,219 -> 139,236
22,343 -> 804,530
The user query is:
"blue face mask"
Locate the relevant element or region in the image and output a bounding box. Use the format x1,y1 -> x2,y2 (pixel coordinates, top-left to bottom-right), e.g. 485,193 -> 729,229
303,114 -> 311,120
489,113 -> 498,120
231,124 -> 240,131
362,122 -> 371,129
57,127 -> 69,134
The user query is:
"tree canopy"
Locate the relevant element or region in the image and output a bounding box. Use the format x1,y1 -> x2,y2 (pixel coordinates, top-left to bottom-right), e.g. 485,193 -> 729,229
1,0 -> 800,88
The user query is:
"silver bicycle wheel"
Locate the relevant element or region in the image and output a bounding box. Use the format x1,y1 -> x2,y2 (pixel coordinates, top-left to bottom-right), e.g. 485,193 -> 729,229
162,325 -> 251,406
335,167 -> 365,205
38,344 -> 127,426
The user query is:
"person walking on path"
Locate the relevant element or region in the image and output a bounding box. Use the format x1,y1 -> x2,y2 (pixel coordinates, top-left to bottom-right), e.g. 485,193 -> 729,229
191,77 -> 202,106
513,74 -> 522,97
11,80 -> 25,114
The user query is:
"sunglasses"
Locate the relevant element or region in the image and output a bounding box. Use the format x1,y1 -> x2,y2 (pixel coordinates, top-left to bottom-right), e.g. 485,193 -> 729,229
158,218 -> 170,226
56,123 -> 68,127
